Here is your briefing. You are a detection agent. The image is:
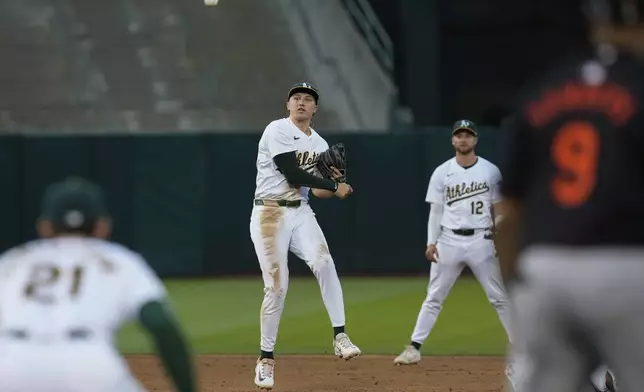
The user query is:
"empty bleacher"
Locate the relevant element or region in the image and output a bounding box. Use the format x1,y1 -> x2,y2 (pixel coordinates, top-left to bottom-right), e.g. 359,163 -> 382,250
0,0 -> 340,133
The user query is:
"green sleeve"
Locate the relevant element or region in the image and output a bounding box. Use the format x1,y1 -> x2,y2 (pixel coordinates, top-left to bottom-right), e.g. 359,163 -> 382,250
138,300 -> 196,392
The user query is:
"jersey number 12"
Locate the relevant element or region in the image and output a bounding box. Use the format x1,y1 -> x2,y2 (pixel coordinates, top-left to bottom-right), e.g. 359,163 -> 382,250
470,201 -> 484,215
23,264 -> 85,304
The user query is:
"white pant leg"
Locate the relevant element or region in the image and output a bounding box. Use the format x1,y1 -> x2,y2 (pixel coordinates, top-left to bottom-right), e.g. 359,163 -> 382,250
410,237 -> 465,345
250,205 -> 294,352
466,233 -> 513,343
289,204 -> 345,327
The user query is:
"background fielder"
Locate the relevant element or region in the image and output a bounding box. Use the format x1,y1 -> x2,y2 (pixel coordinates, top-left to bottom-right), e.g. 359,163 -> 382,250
250,82 -> 360,390
0,177 -> 195,392
394,120 -> 517,385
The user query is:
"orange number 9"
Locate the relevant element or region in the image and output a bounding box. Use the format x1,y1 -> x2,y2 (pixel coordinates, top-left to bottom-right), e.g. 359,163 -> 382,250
550,121 -> 600,208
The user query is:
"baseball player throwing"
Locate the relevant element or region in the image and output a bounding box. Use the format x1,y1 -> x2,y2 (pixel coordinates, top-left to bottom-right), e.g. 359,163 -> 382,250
394,120 -> 517,386
250,82 -> 361,390
0,177 -> 196,392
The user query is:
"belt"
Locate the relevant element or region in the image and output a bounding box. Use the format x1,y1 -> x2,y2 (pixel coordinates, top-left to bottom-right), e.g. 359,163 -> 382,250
451,228 -> 492,236
452,229 -> 476,236
254,199 -> 301,208
0,328 -> 92,341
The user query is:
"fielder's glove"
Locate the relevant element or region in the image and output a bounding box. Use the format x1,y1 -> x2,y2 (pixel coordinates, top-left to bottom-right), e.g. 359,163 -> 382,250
316,142 -> 347,183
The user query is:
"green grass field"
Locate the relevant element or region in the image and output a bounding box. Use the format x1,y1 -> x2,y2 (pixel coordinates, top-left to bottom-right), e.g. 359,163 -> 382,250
117,276 -> 509,356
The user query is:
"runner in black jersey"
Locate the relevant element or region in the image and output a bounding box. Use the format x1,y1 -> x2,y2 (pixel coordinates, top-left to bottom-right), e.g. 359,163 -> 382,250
497,1 -> 644,391
500,38 -> 644,250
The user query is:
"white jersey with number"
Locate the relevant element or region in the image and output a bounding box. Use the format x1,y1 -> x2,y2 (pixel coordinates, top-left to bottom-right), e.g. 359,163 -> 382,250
254,117 -> 329,202
0,236 -> 166,341
425,156 -> 502,230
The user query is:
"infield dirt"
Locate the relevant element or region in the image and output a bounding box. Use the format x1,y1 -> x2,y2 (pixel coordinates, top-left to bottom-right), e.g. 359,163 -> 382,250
127,354 -> 509,391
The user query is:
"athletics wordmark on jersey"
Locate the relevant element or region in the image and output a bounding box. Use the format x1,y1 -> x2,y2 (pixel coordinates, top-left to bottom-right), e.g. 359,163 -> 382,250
445,181 -> 491,206
297,150 -> 320,173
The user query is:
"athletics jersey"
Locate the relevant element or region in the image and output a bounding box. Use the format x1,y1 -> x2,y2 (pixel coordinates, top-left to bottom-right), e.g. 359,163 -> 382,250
254,117 -> 329,202
0,237 -> 165,342
426,157 -> 502,230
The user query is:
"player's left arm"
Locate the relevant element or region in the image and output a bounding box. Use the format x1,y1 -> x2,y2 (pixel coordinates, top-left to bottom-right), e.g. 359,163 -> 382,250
310,164 -> 335,198
311,188 -> 335,199
139,300 -> 196,392
122,254 -> 197,392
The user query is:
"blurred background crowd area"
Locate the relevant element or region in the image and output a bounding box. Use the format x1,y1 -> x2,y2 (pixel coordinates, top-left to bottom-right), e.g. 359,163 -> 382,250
0,0 -> 587,134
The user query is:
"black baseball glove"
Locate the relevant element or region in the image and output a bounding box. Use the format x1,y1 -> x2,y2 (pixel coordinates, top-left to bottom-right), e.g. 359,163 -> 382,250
316,142 -> 347,183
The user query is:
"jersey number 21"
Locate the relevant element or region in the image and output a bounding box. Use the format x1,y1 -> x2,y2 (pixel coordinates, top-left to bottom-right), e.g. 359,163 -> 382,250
23,264 -> 85,304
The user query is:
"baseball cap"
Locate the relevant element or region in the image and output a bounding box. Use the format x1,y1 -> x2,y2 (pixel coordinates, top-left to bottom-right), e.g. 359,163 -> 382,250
40,177 -> 108,233
288,82 -> 319,103
452,119 -> 478,137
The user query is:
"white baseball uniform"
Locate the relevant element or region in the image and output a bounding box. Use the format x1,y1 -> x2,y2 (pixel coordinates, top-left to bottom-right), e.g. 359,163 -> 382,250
408,156 -> 513,345
250,117 -> 346,352
0,236 -> 165,392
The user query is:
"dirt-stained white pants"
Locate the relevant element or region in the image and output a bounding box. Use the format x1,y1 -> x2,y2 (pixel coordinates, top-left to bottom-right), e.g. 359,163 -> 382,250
409,229 -> 513,345
250,202 -> 346,352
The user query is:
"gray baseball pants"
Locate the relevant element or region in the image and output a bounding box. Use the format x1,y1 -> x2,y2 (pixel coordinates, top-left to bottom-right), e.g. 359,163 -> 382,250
510,246 -> 644,392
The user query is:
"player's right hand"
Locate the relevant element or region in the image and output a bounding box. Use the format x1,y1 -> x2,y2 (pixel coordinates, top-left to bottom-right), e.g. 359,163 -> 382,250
334,182 -> 353,199
425,244 -> 439,263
